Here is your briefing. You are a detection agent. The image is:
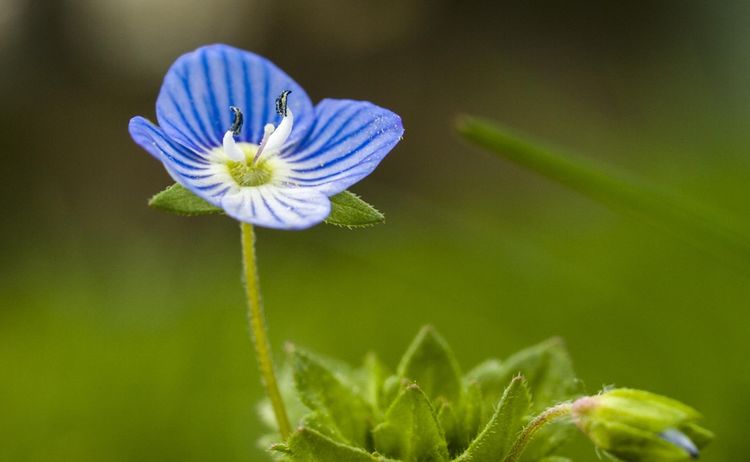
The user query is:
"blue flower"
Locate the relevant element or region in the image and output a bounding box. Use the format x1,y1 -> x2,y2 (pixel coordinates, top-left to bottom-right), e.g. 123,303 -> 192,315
129,44 -> 403,230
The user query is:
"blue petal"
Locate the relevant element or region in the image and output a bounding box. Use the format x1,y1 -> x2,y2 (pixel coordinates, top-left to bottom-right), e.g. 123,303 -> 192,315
220,186 -> 331,230
130,116 -> 331,229
156,44 -> 314,152
129,116 -> 227,204
283,99 -> 403,195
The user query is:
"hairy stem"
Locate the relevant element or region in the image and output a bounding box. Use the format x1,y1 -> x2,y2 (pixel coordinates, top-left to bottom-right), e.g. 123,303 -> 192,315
503,403 -> 573,462
240,222 -> 292,439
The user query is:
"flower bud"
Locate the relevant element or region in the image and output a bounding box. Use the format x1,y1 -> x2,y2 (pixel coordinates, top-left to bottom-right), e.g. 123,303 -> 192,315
571,389 -> 713,461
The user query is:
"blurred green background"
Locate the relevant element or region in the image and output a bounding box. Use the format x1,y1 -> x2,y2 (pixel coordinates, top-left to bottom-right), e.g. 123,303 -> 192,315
2,1 -> 749,460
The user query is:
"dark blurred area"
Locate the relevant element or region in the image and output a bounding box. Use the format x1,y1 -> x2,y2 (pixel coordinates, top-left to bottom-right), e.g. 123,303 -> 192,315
2,1 -> 749,460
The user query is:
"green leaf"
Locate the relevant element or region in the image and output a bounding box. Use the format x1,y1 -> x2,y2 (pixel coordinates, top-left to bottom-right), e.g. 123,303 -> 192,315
455,376 -> 531,462
277,427 -> 394,462
363,352 -> 391,412
292,348 -> 372,447
396,326 -> 463,405
380,375 -> 405,412
682,422 -> 714,449
148,183 -> 223,216
465,339 -> 581,461
438,381 -> 484,456
467,338 -> 580,415
324,191 -> 385,228
372,384 -> 450,462
462,381 -> 485,447
436,401 -> 461,455
520,419 -> 573,462
148,183 -> 385,228
456,115 -> 750,273
298,412 -> 345,443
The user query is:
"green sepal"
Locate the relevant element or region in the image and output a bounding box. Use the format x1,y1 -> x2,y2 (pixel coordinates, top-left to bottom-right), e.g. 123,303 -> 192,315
148,183 -> 384,227
148,183 -> 223,216
396,326 -> 463,405
681,422 -> 714,449
291,348 -> 373,447
324,191 -> 385,228
372,384 -> 450,462
572,388 -> 713,461
593,421 -> 697,462
455,375 -> 531,462
275,427 -> 396,462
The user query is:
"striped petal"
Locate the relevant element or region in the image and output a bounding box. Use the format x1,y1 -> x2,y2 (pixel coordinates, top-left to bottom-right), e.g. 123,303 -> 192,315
220,186 -> 331,230
129,116 -> 231,205
283,99 -> 403,195
156,44 -> 314,153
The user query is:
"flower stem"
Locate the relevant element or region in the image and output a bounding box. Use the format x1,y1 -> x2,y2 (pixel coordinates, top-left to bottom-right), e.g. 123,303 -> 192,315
503,403 -> 573,462
240,222 -> 292,440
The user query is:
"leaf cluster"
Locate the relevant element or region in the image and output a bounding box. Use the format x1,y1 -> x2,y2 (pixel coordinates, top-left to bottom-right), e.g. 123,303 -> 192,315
264,326 -> 583,462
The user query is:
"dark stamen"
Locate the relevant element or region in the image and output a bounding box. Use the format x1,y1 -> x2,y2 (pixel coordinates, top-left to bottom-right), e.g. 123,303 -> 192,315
275,90 -> 292,117
229,106 -> 243,135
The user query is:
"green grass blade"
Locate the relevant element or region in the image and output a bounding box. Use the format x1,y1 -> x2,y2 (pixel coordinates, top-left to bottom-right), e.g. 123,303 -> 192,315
456,115 -> 750,272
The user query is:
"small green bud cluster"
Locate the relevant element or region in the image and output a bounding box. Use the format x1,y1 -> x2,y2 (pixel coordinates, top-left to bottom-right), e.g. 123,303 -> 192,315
571,389 -> 713,462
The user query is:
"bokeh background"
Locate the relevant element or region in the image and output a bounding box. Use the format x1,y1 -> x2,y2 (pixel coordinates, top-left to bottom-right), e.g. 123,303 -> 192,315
2,1 -> 749,460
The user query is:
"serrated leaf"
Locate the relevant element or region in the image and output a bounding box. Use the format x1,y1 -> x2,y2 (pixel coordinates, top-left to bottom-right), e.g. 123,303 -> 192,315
278,427 -> 395,462
467,338 -> 580,416
397,326 -> 463,405
455,376 -> 531,462
148,183 -> 223,216
324,191 -> 385,228
372,384 -> 450,462
465,341 -> 581,461
292,348 -> 372,447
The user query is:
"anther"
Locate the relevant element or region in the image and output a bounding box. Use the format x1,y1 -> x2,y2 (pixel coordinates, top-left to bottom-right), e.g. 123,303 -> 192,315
229,106 -> 244,135
275,90 -> 292,117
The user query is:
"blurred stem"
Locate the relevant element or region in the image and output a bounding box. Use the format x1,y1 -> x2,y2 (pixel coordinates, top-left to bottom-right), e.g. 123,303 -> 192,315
240,222 -> 292,440
503,403 -> 572,462
457,116 -> 750,273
